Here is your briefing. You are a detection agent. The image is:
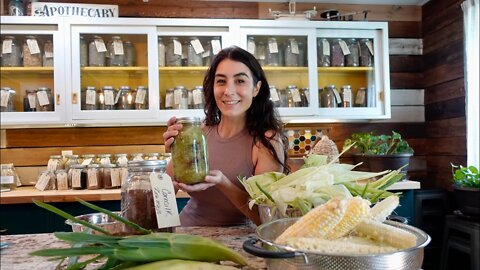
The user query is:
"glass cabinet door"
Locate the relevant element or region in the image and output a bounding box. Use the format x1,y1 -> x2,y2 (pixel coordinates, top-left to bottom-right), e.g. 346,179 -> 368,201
0,18 -> 65,126
70,25 -> 159,123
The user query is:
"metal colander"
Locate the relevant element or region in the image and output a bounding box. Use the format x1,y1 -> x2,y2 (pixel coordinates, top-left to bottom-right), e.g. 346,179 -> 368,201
243,217 -> 431,270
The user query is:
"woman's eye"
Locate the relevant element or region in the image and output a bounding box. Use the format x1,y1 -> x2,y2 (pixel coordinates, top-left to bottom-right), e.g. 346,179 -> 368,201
236,79 -> 245,84
216,79 -> 226,84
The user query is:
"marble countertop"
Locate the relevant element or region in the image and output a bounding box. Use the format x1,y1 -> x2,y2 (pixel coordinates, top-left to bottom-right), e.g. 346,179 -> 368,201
0,225 -> 266,270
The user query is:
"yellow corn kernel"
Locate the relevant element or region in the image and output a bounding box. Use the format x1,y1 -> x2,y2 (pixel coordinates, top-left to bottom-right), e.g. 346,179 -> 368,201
284,237 -> 398,255
370,195 -> 399,222
354,219 -> 417,249
325,196 -> 371,239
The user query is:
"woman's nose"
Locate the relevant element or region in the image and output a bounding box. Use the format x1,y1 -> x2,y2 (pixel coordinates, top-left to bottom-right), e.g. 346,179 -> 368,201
224,82 -> 235,95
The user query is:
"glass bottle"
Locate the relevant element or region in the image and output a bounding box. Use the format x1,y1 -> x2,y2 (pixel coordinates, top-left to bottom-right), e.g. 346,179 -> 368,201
255,41 -> 266,66
2,36 -> 22,67
0,87 -> 17,112
192,86 -> 205,109
9,0 -> 25,16
64,154 -> 80,173
117,86 -> 134,110
1,164 -> 18,191
330,38 -> 345,67
121,159 -> 174,234
355,87 -> 368,107
81,86 -> 98,110
23,89 -> 37,112
42,39 -> 54,67
107,36 -> 125,67
247,36 -> 256,56
317,38 -> 331,67
172,117 -> 208,185
165,37 -> 182,67
56,169 -> 69,190
320,85 -> 339,108
266,37 -> 280,67
284,38 -> 299,67
123,40 -> 135,67
359,38 -> 373,67
23,35 -> 42,67
99,86 -> 116,110
134,86 -> 148,110
187,37 -> 203,67
269,85 -> 281,107
80,35 -> 88,67
158,36 -> 166,67
35,87 -> 54,111
340,85 -> 352,107
278,87 -> 288,107
345,38 -> 359,67
164,88 -> 174,109
173,86 -> 188,109
89,35 -> 106,67
208,36 -> 221,65
287,85 -> 302,107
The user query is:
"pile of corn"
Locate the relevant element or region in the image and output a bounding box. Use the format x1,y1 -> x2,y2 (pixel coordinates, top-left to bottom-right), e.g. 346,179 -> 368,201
275,195 -> 418,254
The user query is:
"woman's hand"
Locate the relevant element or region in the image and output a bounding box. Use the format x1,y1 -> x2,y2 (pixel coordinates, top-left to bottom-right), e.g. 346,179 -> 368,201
174,170 -> 227,192
163,116 -> 182,153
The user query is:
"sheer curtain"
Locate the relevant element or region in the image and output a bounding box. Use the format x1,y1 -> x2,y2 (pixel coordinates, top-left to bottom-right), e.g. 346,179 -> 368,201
462,0 -> 479,167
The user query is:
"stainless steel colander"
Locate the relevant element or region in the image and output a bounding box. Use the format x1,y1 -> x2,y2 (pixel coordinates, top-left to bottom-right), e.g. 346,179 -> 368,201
243,217 -> 431,270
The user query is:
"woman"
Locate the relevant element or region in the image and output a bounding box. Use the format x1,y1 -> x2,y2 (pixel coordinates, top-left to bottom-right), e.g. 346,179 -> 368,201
163,46 -> 289,226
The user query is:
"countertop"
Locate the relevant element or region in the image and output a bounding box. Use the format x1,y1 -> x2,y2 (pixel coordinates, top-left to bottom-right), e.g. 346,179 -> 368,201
0,225 -> 266,270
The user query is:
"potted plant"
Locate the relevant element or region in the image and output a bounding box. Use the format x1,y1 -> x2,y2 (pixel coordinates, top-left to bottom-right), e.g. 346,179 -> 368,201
343,131 -> 414,176
451,164 -> 480,217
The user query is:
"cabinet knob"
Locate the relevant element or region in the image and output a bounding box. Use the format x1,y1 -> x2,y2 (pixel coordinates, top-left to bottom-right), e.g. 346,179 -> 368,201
56,94 -> 61,105
72,93 -> 78,104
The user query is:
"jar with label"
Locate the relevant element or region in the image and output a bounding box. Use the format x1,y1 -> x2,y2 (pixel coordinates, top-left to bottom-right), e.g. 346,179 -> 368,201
23,36 -> 42,67
191,86 -> 205,109
268,85 -> 281,107
80,35 -> 88,67
173,86 -> 188,110
284,38 -> 299,67
278,87 -> 288,107
115,154 -> 129,167
36,170 -> 56,191
117,86 -> 134,110
23,89 -> 36,112
1,164 -> 18,192
47,155 -> 62,171
107,36 -> 125,67
56,170 -> 68,191
164,88 -> 174,109
86,164 -> 102,190
81,86 -> 98,110
80,154 -> 95,166
298,41 -> 306,67
42,39 -> 54,67
121,159 -> 174,234
266,37 -> 280,67
99,86 -> 116,110
187,88 -> 194,109
35,87 -> 54,111
355,87 -> 368,107
320,85 -> 339,108
102,164 -> 119,189
187,37 -> 203,67
147,153 -> 160,160
89,36 -> 106,67
69,164 -> 87,190
317,38 -> 331,67
278,42 -> 285,66
123,41 -> 135,67
359,38 -> 373,67
172,117 -> 208,185
64,154 -> 80,173
345,38 -> 359,67
0,87 -> 17,112
9,0 -> 25,16
286,85 -> 302,107
166,37 -> 182,67
255,41 -> 266,66
134,86 -> 148,110
300,87 -> 309,107
131,153 -> 144,161
340,85 -> 353,107
181,40 -> 189,66
2,36 -> 22,67
158,37 -> 166,67
97,154 -> 112,165
330,38 -> 345,67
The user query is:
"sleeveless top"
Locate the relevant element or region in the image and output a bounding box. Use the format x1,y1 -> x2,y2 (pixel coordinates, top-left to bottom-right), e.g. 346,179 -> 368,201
179,125 -> 255,226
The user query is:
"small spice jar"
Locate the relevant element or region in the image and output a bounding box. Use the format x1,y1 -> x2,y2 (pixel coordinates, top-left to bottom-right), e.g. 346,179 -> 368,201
115,154 -> 129,167
35,87 -> 54,111
317,38 -> 331,67
1,36 -> 22,67
165,37 -> 182,67
131,153 -> 144,161
102,164 -> 119,189
89,35 -> 107,67
0,87 -> 17,112
81,86 -> 98,110
69,164 -> 87,190
121,160 -> 174,234
134,86 -> 148,110
42,39 -> 54,67
172,117 -> 208,185
97,154 -> 112,165
99,86 -> 116,110
123,40 -> 135,67
86,164 -> 102,190
56,169 -> 69,190
80,35 -> 88,67
47,155 -> 63,171
23,89 -> 37,112
117,86 -> 134,110
23,35 -> 42,67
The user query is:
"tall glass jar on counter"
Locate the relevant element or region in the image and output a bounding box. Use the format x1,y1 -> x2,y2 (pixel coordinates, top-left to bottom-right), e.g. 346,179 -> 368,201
359,38 -> 373,67
23,89 -> 36,112
320,85 -> 339,108
134,86 -> 148,110
123,41 -> 135,67
345,38 -> 359,67
107,36 -> 125,67
158,37 -> 166,67
2,36 -> 22,67
165,37 -> 182,67
317,38 -> 331,67
99,86 -> 116,110
172,117 -> 208,185
23,35 -> 42,67
89,35 -> 107,67
0,87 -> 17,112
42,39 -> 54,67
35,87 -> 54,111
81,86 -> 98,110
284,38 -> 299,67
266,37 -> 280,67
80,35 -> 88,67
121,160 -> 174,234
117,86 -> 134,110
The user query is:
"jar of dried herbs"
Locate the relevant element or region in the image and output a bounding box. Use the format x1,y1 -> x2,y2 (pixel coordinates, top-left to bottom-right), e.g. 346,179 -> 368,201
117,86 -> 133,110
134,86 -> 148,110
81,86 -> 98,110
42,39 -> 54,67
86,164 -> 102,190
56,170 -> 68,190
23,35 -> 42,67
69,164 -> 87,190
102,164 -> 119,189
1,36 -> 22,67
0,87 -> 17,112
35,87 -> 54,111
99,86 -> 116,110
23,89 -> 37,111
89,35 -> 106,67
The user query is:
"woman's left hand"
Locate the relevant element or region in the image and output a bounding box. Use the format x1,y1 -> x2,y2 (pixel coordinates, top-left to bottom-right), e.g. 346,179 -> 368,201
174,170 -> 227,192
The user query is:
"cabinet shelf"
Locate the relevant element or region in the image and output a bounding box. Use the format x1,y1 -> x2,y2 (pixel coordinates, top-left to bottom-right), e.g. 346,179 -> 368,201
263,67 -> 308,72
0,67 -> 54,74
159,66 -> 208,74
317,67 -> 374,72
81,67 -> 148,73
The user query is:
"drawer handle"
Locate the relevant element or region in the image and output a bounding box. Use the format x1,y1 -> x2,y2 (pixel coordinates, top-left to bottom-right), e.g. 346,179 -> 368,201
72,92 -> 78,104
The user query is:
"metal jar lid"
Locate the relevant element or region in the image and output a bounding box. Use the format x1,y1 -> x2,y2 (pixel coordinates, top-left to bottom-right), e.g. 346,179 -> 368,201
176,116 -> 201,124
127,159 -> 167,168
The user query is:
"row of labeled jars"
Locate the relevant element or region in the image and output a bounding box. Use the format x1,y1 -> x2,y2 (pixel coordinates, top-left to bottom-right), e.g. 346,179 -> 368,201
1,35 -> 54,67
0,87 -> 54,112
319,85 -> 369,108
317,38 -> 374,67
80,35 -> 136,67
80,85 -> 148,110
247,36 -> 307,67
164,85 -> 205,110
269,85 -> 309,108
159,36 -> 221,67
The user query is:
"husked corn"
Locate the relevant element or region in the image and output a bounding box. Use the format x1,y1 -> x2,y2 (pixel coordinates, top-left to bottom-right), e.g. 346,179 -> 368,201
370,195 -> 400,222
325,196 -> 371,240
354,219 -> 417,249
284,237 -> 398,255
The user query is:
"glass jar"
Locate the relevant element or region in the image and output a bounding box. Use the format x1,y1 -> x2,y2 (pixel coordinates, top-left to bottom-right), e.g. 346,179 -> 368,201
331,38 -> 345,67
36,170 -> 56,191
69,164 -> 87,190
42,39 -> 54,67
165,37 -> 182,67
123,40 -> 135,67
97,154 -> 112,165
8,0 -> 25,16
101,164 -> 118,189
278,87 -> 288,107
23,89 -> 37,111
80,154 -> 96,166
284,38 -> 299,67
107,36 -> 125,67
134,86 -> 149,110
86,164 -> 102,190
0,87 -> 17,112
266,37 -> 280,67
64,154 -> 80,173
47,155 -> 63,171
81,86 -> 98,110
147,153 -> 160,160
172,117 -> 208,185
164,88 -> 174,109
121,159 -> 174,234
56,169 -> 69,190
269,85 -> 281,107
131,153 -> 144,161
89,35 -> 106,67
202,40 -> 212,66
320,85 -> 339,108
359,38 -> 373,67
355,87 -> 368,107
181,40 -> 189,66
35,87 -> 54,111
340,85 -> 353,107
298,41 -> 306,67
99,86 -> 116,110
317,38 -> 331,67
286,85 -> 302,107
187,88 -> 194,109
160,153 -> 172,163
80,35 -> 88,67
2,36 -> 22,67
187,37 -> 203,67
173,86 -> 188,110
255,41 -> 266,66
115,154 -> 129,167
158,37 -> 166,67
191,86 -> 205,109
300,87 -> 309,107
23,35 -> 42,67
345,38 -> 359,67
1,163 -> 18,191
117,86 -> 134,110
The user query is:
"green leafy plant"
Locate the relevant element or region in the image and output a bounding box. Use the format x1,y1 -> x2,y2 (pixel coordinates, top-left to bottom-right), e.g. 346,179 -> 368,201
343,131 -> 414,155
451,164 -> 480,189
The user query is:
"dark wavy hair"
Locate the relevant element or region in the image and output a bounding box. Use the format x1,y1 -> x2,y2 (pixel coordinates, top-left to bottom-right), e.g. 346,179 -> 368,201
203,46 -> 290,174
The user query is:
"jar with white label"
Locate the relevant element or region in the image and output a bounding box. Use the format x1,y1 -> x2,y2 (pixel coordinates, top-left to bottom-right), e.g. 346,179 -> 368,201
107,36 -> 125,67
99,86 -> 116,110
158,36 -> 166,67
123,40 -> 135,67
359,38 -> 373,67
23,35 -> 42,67
80,35 -> 88,67
42,39 -> 54,67
284,38 -> 299,67
47,155 -> 63,171
134,86 -> 148,110
187,37 -> 203,67
173,86 -> 188,110
101,164 -> 119,189
1,164 -> 18,192
340,85 -> 352,107
117,86 -> 134,110
266,37 -> 280,67
131,153 -> 145,161
0,87 -> 17,112
278,87 -> 288,107
355,87 -> 368,107
69,164 -> 86,190
345,38 -> 359,67
166,37 -> 182,67
56,170 -> 69,191
317,38 -> 331,67
80,154 -> 96,166
286,85 -> 302,107
298,41 -> 306,67
1,36 -> 22,67
89,36 -> 106,67
320,85 -> 339,108
122,159 -> 174,234
191,86 -> 205,109
269,85 -> 281,107
164,88 -> 174,109
115,154 -> 129,167
86,164 -> 102,190
81,86 -> 98,110
300,87 -> 309,107
23,89 -> 36,112
331,38 -> 345,67
35,87 -> 54,111
147,153 -> 160,160
97,154 -> 112,165
64,154 -> 80,173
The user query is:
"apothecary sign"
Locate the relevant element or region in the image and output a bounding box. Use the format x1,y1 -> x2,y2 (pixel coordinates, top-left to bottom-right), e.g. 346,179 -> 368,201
32,2 -> 118,18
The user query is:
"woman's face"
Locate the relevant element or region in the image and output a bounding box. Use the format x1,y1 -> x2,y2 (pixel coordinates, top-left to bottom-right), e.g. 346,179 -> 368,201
214,59 -> 261,119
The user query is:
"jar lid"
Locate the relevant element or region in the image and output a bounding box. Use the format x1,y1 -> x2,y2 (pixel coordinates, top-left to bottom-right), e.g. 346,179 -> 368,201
81,154 -> 96,158
101,164 -> 117,168
26,89 -> 36,94
137,86 -> 147,90
4,36 -> 15,39
66,154 -> 79,158
176,116 -> 201,124
127,160 -> 167,168
93,35 -> 103,39
49,155 -> 62,159
87,164 -> 100,168
174,85 -> 186,90
85,86 -> 96,90
341,85 -> 352,89
71,164 -> 86,169
119,86 -> 131,91
287,85 -> 297,89
194,86 -> 203,90
98,154 -> 112,158
25,35 -> 36,39
36,87 -> 51,92
269,85 -> 276,88
103,86 -> 114,90
112,36 -> 121,39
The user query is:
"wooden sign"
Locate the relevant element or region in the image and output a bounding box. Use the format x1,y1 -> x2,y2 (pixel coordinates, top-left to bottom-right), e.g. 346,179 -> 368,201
32,2 -> 118,18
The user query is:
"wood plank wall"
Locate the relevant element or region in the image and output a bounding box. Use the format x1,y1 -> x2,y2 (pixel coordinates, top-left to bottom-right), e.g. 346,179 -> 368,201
1,1 -> 453,188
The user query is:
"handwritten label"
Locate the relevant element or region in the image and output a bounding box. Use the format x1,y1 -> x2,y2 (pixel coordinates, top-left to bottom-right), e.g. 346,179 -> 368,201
268,40 -> 278,53
165,92 -> 174,108
28,93 -> 37,109
2,39 -> 12,54
35,173 -> 51,191
86,89 -> 96,105
191,39 -> 204,54
150,173 -> 180,228
71,169 -> 82,188
135,88 -> 147,104
27,39 -> 41,55
290,39 -> 299,54
95,39 -> 107,53
211,39 -> 221,55
322,40 -> 330,56
1,176 -> 14,185
247,39 -> 256,55
0,90 -> 9,107
270,88 -> 280,102
291,88 -> 302,102
111,168 -> 121,187
193,88 -> 203,105
37,91 -> 50,106
113,39 -> 124,55
81,158 -> 93,166
173,39 -> 182,56
366,40 -> 374,56
339,40 -> 350,55
104,90 -> 115,105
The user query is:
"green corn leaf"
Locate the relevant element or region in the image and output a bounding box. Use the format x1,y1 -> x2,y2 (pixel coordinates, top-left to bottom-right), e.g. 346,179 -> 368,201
66,255 -> 104,270
54,232 -> 123,245
255,182 -> 275,203
30,246 -> 117,257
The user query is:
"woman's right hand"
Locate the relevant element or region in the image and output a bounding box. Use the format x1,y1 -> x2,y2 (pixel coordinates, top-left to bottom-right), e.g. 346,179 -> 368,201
162,116 -> 182,153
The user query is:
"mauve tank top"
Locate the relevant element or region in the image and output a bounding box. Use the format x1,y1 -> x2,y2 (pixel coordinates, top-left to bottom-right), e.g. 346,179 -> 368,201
179,125 -> 255,226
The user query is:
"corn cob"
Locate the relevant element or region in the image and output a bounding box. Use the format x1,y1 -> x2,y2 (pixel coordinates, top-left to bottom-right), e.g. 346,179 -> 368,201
353,219 -> 417,249
325,196 -> 371,239
284,237 -> 397,255
126,259 -> 239,270
370,195 -> 399,222
275,197 -> 347,244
